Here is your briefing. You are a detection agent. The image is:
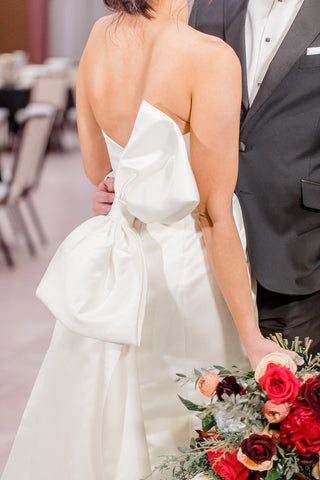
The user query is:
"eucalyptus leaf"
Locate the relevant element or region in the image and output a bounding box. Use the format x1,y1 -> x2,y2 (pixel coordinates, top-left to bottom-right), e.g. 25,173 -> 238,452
202,414 -> 215,432
266,469 -> 281,480
178,395 -> 206,412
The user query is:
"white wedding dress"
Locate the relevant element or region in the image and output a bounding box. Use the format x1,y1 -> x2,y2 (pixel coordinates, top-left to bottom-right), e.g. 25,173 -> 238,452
2,101 -> 251,480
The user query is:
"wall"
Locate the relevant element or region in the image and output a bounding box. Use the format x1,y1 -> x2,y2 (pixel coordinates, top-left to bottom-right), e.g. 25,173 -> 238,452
48,0 -> 196,62
48,0 -> 107,61
0,0 -> 30,54
0,0 -> 196,63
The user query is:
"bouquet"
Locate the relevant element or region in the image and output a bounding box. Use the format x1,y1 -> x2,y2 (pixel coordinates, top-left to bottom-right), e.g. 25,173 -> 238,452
153,335 -> 320,480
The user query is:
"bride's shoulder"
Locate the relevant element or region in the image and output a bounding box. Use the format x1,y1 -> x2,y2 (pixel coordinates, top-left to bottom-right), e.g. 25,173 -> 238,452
84,15 -> 115,44
79,15 -> 116,70
81,15 -> 117,51
188,25 -> 238,64
183,25 -> 240,77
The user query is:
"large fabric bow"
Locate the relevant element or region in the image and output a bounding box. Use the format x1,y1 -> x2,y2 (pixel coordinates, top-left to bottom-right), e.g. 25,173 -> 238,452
36,101 -> 199,346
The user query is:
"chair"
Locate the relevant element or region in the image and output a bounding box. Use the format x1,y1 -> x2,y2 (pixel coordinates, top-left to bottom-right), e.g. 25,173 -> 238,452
0,225 -> 14,266
65,64 -> 78,127
0,108 -> 9,179
17,75 -> 68,151
0,104 -> 56,266
30,75 -> 68,110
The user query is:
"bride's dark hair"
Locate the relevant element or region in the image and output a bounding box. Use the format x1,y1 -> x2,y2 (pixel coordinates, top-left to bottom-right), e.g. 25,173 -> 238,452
103,0 -> 153,18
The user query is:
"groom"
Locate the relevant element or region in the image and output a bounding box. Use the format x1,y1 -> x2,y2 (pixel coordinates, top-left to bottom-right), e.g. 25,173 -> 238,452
93,0 -> 320,354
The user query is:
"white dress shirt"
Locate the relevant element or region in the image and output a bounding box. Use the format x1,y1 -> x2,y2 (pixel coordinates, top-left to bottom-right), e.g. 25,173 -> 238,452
245,0 -> 304,105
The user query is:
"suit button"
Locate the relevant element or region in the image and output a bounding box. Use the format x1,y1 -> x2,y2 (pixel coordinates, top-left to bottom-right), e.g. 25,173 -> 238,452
239,141 -> 247,152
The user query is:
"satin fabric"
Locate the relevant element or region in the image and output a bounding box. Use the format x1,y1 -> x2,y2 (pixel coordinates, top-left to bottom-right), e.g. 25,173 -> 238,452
2,101 -> 251,480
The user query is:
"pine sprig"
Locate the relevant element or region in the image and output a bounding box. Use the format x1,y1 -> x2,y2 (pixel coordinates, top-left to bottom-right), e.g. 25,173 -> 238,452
150,437 -> 235,480
268,333 -> 320,371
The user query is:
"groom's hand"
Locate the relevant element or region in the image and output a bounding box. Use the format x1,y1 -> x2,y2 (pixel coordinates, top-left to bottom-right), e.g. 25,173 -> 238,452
92,177 -> 115,216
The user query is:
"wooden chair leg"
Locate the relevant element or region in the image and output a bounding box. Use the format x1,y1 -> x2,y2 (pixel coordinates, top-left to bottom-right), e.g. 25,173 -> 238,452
0,228 -> 14,267
6,204 -> 22,237
24,196 -> 47,245
11,203 -> 36,257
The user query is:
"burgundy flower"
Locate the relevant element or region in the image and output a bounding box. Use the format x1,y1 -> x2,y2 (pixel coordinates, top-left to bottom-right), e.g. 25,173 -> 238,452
216,376 -> 246,401
240,434 -> 277,464
194,429 -> 217,447
299,374 -> 320,416
280,399 -> 320,455
247,473 -> 266,479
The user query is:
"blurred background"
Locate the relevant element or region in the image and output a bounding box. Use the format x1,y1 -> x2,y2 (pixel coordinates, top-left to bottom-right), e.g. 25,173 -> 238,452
0,0 -> 194,474
0,0 -> 107,474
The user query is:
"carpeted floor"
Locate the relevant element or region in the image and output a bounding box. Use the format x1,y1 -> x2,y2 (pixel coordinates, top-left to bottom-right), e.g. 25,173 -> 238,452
0,130 -> 95,474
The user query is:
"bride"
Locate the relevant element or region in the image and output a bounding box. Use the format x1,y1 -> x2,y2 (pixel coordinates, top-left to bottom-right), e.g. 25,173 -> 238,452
2,0 -> 299,479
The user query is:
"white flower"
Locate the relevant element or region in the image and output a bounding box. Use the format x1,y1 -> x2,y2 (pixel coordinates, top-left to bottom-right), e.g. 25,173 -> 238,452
215,410 -> 246,433
255,352 -> 297,381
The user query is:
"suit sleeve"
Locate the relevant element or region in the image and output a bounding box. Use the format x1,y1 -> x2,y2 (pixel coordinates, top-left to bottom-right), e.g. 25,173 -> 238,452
188,0 -> 225,39
189,0 -> 198,28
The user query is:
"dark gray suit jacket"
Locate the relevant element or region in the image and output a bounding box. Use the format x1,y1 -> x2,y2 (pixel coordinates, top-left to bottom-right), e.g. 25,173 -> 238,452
190,0 -> 320,295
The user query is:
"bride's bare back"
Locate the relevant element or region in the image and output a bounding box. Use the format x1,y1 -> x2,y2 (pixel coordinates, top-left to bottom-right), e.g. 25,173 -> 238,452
77,0 -> 298,368
77,0 -> 238,184
81,13 -> 195,142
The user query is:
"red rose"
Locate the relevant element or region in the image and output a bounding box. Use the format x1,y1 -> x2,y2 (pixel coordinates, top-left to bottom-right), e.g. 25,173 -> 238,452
280,400 -> 320,456
299,374 -> 320,416
207,449 -> 249,480
259,363 -> 300,404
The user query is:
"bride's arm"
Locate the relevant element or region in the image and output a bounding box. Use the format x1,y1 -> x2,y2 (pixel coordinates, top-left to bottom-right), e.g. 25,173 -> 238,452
190,40 -> 297,368
76,21 -> 112,186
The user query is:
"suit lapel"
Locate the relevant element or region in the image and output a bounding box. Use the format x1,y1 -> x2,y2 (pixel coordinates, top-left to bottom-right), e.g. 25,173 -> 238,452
224,0 -> 250,110
243,0 -> 320,128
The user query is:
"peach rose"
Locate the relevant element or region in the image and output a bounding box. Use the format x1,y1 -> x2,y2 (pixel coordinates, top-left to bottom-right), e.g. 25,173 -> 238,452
263,400 -> 290,423
255,352 -> 297,381
198,371 -> 220,398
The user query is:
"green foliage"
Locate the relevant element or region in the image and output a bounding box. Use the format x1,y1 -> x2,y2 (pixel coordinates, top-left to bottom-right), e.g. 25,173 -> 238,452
201,414 -> 215,432
162,335 -> 320,480
178,395 -> 206,413
266,470 -> 282,480
150,437 -> 231,480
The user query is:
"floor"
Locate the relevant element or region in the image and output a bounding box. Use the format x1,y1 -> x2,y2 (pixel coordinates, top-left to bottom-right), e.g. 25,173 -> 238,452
0,130 -> 95,475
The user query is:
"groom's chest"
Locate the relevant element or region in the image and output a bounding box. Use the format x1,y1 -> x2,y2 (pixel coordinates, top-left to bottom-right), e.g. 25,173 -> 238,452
221,0 -> 320,126
245,0 -> 304,104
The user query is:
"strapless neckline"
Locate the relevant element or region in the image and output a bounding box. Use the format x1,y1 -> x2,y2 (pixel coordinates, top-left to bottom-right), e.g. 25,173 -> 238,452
101,100 -> 190,151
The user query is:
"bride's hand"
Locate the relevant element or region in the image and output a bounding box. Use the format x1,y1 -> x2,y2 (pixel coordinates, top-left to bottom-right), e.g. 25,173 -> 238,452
92,177 -> 115,216
243,335 -> 303,370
